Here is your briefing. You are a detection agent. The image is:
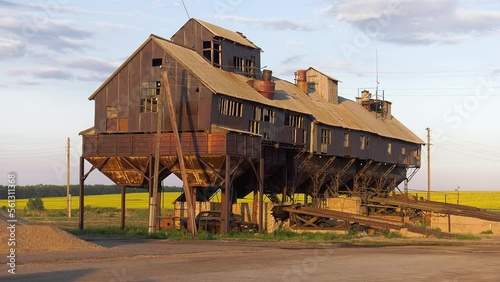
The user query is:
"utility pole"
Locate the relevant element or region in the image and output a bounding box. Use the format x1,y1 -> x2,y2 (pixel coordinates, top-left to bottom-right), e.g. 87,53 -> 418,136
67,137 -> 71,217
426,128 -> 431,201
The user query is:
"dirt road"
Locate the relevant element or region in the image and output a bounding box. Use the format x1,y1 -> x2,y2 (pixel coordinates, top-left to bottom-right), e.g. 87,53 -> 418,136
1,238 -> 500,281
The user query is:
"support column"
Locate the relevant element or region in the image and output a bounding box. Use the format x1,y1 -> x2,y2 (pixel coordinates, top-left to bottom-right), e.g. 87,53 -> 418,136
221,155 -> 231,234
121,186 -> 126,230
155,181 -> 162,230
252,185 -> 258,223
147,156 -> 154,232
281,164 -> 287,204
259,157 -> 264,233
79,157 -> 85,230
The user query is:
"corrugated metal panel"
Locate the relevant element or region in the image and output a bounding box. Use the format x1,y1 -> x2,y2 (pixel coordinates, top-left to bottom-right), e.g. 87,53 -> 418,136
194,19 -> 260,50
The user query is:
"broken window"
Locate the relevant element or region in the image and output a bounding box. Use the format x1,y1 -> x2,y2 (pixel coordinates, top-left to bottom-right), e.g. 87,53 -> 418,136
360,135 -> 369,150
152,58 -> 162,67
218,97 -> 243,117
233,56 -> 244,72
233,56 -> 255,77
285,112 -> 303,128
254,106 -> 274,123
249,120 -> 260,135
344,133 -> 349,147
388,142 -> 392,155
140,81 -> 160,113
321,129 -> 332,145
203,40 -> 222,68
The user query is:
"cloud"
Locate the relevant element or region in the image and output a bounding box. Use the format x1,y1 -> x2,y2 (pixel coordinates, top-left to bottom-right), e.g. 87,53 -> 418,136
216,15 -> 313,31
94,21 -> 140,30
60,56 -> 119,74
0,16 -> 92,52
6,67 -> 73,80
56,56 -> 119,81
281,55 -> 304,65
323,0 -> 500,44
16,79 -> 42,86
0,37 -> 26,59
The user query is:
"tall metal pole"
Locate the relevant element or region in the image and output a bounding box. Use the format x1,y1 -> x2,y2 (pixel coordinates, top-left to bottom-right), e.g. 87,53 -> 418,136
161,64 -> 197,237
67,137 -> 71,218
426,127 -> 431,201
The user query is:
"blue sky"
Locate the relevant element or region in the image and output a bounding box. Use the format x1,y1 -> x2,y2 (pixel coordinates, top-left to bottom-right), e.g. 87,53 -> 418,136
1,0 -> 499,192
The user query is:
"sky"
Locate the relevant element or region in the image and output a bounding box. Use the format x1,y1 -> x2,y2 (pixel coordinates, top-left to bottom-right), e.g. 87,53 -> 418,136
1,0 -> 500,192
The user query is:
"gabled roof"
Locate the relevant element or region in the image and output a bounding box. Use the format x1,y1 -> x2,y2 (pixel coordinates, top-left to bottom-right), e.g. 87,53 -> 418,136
307,67 -> 341,82
193,18 -> 260,50
89,34 -> 423,144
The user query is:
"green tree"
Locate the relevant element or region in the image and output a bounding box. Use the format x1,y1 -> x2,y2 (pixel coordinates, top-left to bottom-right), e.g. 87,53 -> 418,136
26,197 -> 45,211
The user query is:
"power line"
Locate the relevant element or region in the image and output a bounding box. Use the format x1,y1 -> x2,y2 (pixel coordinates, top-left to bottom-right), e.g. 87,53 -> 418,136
181,0 -> 190,20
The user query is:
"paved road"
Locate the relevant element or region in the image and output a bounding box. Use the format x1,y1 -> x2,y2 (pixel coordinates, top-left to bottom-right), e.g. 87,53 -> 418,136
1,239 -> 500,281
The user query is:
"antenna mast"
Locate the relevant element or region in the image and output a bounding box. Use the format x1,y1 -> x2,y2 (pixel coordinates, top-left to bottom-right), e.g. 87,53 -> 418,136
376,49 -> 379,98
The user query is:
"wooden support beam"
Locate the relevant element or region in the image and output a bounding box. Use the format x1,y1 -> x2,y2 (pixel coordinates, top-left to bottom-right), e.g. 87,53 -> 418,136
197,156 -> 225,183
121,186 -> 126,230
222,155 -> 231,234
259,157 -> 264,233
161,65 -> 196,237
79,157 -> 85,230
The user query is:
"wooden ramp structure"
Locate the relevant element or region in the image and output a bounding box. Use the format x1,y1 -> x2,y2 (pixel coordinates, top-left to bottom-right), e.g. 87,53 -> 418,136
272,204 -> 455,238
369,196 -> 500,222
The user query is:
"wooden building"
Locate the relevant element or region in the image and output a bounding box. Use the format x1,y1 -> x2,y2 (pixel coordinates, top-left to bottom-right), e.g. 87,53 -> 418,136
79,19 -> 423,232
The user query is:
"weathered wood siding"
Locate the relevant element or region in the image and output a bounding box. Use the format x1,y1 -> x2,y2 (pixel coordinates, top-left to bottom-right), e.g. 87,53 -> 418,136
93,40 -> 212,134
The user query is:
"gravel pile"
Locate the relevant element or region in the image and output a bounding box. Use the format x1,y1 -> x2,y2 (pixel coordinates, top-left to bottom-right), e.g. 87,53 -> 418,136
0,213 -> 102,253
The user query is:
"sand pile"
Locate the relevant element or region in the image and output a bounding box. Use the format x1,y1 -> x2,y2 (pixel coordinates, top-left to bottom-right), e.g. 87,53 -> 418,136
0,214 -> 102,253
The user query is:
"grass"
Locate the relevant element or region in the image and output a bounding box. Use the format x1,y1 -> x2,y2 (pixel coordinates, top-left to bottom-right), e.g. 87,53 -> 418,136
64,225 -> 483,244
63,225 -> 168,239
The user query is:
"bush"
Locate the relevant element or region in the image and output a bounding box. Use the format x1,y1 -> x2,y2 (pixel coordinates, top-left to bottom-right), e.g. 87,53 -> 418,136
26,197 -> 44,211
480,230 -> 494,235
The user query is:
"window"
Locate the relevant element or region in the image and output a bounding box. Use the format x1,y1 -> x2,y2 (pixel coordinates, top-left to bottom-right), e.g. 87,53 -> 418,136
321,129 -> 332,145
203,40 -> 222,68
387,142 -> 392,155
344,133 -> 349,147
249,120 -> 260,135
140,81 -> 160,112
401,146 -> 406,155
233,56 -> 244,72
360,135 -> 369,150
233,56 -> 255,77
285,112 -> 303,128
152,58 -> 162,67
219,97 -> 243,117
307,82 -> 315,93
254,106 -> 274,123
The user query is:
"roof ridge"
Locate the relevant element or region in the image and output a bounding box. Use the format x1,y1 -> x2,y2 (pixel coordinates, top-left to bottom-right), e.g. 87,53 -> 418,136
192,18 -> 260,49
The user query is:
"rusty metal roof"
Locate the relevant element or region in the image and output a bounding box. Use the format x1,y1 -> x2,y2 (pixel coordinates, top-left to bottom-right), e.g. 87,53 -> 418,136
194,19 -> 260,50
90,35 -> 422,144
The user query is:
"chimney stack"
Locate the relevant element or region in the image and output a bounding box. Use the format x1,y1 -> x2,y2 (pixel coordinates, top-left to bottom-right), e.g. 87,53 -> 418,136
248,69 -> 275,99
295,70 -> 307,93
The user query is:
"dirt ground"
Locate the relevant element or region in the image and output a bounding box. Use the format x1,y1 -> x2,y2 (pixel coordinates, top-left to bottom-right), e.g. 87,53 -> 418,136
1,236 -> 500,281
